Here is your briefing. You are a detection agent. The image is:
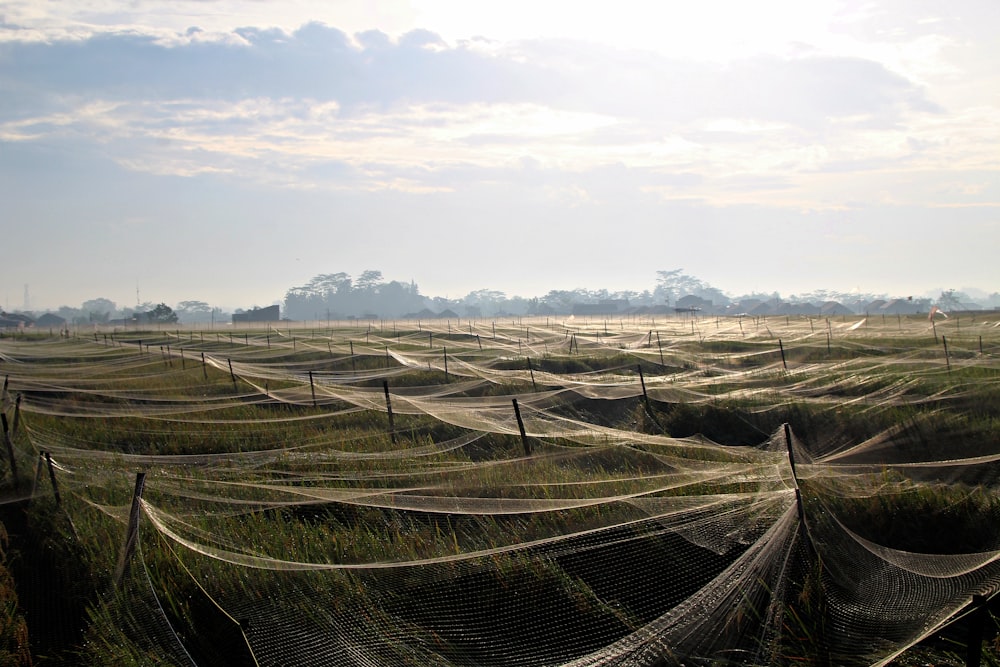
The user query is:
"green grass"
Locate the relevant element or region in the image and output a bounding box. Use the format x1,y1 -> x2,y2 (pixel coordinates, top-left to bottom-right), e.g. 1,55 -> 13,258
1,315 -> 998,665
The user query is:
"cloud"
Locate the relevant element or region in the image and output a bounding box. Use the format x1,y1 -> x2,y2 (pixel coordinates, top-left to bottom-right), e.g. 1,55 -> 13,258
2,23 -> 940,124
0,19 -> 982,210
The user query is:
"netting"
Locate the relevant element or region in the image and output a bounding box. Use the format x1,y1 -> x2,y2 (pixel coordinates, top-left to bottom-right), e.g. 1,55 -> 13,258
3,313 -> 999,666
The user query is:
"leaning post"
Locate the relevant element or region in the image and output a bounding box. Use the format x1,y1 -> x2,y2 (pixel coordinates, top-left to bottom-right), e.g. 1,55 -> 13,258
383,380 -> 397,445
45,452 -> 61,505
114,472 -> 147,588
512,399 -> 531,456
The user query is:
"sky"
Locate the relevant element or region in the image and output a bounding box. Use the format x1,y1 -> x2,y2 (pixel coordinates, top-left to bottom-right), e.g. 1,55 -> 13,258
1,1 -> 998,311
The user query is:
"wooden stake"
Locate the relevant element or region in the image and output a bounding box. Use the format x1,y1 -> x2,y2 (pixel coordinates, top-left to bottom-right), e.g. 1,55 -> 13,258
779,339 -> 787,371
228,358 -> 237,390
201,352 -> 208,380
943,335 -> 951,371
45,451 -> 60,505
383,381 -> 397,445
512,398 -> 530,455
527,358 -> 537,392
637,364 -> 650,410
114,472 -> 146,588
308,370 -> 316,407
784,423 -> 797,482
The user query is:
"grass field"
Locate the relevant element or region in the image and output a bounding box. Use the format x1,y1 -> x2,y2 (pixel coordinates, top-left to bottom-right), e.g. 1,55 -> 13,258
2,312 -> 999,666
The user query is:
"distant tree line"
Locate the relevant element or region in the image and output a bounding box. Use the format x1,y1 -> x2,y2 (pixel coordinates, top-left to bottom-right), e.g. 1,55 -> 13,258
13,271 -> 1000,325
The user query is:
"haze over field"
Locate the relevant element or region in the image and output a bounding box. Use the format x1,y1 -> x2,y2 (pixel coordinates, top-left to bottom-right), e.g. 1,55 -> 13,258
1,1 -> 998,311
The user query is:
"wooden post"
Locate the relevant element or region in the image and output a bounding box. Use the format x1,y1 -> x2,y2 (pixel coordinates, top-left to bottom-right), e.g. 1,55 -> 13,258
827,332 -> 831,356
45,452 -> 61,505
656,332 -> 664,366
383,381 -> 397,445
932,319 -> 938,344
2,414 -> 17,486
228,358 -> 237,390
527,358 -> 537,392
637,365 -> 650,411
512,398 -> 530,455
308,370 -> 316,407
180,348 -> 185,370
114,472 -> 146,588
779,339 -> 787,370
784,423 -> 797,480
943,335 -> 951,371
429,331 -> 433,348
201,352 -> 208,380
443,347 -> 448,380
477,335 -> 482,350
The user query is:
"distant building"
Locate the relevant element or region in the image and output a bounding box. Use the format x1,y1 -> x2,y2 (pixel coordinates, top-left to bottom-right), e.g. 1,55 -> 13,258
871,298 -> 930,315
676,295 -> 712,310
232,305 -> 280,324
36,313 -> 67,328
820,301 -> 854,316
0,311 -> 33,328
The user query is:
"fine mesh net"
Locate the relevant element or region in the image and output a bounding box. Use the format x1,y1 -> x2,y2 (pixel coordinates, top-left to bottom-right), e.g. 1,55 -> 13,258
3,313 -> 999,666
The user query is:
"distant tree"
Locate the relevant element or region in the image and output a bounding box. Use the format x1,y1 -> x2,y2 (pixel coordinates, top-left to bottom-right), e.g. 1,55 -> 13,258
541,290 -> 580,313
175,301 -> 214,323
356,270 -> 384,292
81,297 -> 116,323
462,289 -> 507,316
654,269 -> 731,307
937,289 -> 967,311
149,303 -> 178,324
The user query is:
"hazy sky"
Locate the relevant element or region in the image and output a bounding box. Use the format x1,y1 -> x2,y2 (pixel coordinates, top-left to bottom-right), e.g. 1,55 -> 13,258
2,1 -> 998,310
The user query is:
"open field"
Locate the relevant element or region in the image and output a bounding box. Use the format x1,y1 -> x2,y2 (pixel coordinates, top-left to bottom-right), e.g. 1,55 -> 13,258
2,312 -> 1000,666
